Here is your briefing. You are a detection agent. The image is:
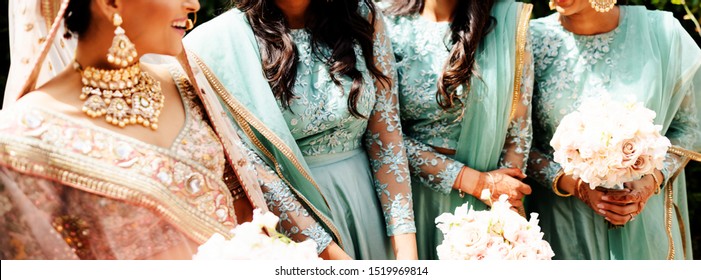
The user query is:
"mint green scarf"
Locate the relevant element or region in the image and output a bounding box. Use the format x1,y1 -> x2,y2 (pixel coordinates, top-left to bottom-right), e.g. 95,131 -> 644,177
184,9 -> 343,246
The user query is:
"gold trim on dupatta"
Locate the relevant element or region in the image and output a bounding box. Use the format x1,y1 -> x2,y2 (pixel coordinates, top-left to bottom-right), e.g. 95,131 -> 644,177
509,3 -> 532,122
191,55 -> 344,247
663,145 -> 699,259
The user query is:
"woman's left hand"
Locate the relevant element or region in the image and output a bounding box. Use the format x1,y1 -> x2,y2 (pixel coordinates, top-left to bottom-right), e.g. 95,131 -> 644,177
598,170 -> 661,225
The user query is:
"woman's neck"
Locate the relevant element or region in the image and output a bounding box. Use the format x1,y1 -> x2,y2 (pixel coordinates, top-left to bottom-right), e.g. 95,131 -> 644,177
275,0 -> 311,29
560,6 -> 620,35
421,0 -> 458,22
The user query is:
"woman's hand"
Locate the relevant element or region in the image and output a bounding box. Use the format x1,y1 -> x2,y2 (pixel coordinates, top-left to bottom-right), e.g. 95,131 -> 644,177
319,241 -> 353,260
598,170 -> 660,225
474,168 -> 531,208
573,180 -> 622,215
558,174 -> 624,219
391,233 -> 418,260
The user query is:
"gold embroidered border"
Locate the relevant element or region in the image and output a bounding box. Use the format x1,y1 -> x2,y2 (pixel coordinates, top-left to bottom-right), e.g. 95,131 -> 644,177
192,55 -> 344,247
41,0 -> 61,30
668,145 -> 701,162
509,3 -> 532,122
0,136 -> 233,245
664,154 -> 692,260
666,145 -> 698,258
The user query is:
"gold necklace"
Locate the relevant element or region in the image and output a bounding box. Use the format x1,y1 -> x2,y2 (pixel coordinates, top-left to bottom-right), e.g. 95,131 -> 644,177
75,61 -> 164,130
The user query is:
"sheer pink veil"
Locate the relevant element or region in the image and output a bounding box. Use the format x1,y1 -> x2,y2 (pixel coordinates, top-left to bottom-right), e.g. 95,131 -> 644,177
3,0 -> 75,109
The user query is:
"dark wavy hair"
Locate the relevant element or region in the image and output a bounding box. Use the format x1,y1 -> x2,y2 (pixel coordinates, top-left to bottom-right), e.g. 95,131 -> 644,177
385,0 -> 495,109
236,0 -> 389,117
63,0 -> 92,38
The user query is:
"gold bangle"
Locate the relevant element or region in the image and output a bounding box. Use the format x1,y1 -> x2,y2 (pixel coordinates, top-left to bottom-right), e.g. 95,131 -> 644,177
552,170 -> 573,197
650,171 -> 662,195
456,167 -> 466,198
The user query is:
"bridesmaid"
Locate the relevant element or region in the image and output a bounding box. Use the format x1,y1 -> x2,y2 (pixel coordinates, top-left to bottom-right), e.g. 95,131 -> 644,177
528,0 -> 700,259
382,0 -> 534,259
185,0 -> 417,259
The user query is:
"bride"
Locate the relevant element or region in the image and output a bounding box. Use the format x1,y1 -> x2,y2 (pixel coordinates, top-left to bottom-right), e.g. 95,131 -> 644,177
0,0 -> 346,259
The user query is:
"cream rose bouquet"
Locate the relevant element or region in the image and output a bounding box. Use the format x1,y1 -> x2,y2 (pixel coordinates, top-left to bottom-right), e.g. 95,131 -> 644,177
193,209 -> 320,260
550,95 -> 670,190
435,191 -> 554,260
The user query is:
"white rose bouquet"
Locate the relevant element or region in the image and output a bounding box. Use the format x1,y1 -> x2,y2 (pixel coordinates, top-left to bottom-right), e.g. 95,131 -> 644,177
435,191 -> 554,260
550,95 -> 670,190
193,209 -> 320,260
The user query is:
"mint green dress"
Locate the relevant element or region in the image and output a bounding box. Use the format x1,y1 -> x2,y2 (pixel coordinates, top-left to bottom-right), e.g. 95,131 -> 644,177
385,0 -> 534,260
185,3 -> 415,260
528,6 -> 700,259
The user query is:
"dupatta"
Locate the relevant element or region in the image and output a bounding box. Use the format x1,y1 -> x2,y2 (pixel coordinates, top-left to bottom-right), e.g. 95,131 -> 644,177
453,0 -> 532,171
183,10 -> 343,246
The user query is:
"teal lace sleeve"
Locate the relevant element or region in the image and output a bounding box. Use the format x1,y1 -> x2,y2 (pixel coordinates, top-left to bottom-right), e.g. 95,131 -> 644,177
661,83 -> 700,185
364,14 -> 416,236
236,138 -> 332,254
499,38 -> 534,173
527,146 -> 562,192
404,137 -> 464,195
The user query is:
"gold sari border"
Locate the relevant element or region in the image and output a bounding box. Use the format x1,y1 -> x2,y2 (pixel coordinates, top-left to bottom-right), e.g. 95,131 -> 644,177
663,145 -> 698,259
509,3 -> 532,123
0,135 -> 233,245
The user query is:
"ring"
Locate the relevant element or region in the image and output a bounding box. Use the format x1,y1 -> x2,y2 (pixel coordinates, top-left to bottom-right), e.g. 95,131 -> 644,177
629,213 -> 635,221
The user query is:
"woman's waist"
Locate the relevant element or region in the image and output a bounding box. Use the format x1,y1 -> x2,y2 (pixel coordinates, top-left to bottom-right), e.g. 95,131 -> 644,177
406,133 -> 459,155
303,148 -> 366,167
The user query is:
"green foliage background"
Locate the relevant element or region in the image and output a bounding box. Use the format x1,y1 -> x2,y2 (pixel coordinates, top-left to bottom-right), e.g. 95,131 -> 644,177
0,0 -> 698,259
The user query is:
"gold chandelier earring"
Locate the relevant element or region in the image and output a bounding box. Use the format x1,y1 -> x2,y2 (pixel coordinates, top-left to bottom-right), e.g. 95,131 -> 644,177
549,0 -> 556,10
77,13 -> 164,130
589,0 -> 617,13
107,13 -> 137,67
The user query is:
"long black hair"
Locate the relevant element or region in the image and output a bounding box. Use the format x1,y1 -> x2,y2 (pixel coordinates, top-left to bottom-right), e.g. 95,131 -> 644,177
236,0 -> 390,117
385,0 -> 495,109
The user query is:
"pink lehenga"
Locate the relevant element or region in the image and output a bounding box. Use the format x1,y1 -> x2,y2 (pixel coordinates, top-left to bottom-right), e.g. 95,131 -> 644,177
1,0 -> 341,259
0,71 -> 265,259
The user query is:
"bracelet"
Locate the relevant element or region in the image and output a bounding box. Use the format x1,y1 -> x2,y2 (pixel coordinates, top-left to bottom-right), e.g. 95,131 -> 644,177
552,170 -> 573,197
457,168 -> 466,198
482,172 -> 496,201
650,171 -> 661,195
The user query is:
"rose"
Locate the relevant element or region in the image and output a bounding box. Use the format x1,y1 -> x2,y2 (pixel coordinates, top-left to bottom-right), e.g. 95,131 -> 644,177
194,210 -> 321,260
533,240 -> 556,260
457,223 -> 490,257
631,155 -> 653,175
506,244 -> 538,260
483,237 -> 511,260
620,140 -> 641,167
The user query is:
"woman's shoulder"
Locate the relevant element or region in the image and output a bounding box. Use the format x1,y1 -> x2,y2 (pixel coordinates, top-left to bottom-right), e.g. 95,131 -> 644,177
620,6 -> 695,55
630,6 -> 687,40
381,12 -> 419,40
529,12 -> 561,39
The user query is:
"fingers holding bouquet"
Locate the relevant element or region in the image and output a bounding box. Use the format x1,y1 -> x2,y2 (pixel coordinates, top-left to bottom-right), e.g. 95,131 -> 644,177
550,95 -> 670,227
599,170 -> 661,225
478,168 -> 532,209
